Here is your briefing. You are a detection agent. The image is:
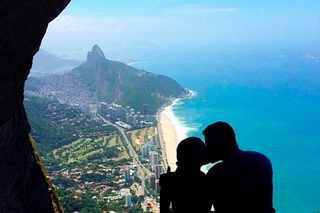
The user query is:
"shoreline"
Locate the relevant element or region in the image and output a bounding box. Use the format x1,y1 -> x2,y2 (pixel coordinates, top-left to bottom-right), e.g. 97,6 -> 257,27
158,113 -> 178,171
156,90 -> 194,172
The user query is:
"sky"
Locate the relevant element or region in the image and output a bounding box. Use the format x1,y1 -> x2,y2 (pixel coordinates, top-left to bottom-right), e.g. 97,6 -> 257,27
41,0 -> 320,60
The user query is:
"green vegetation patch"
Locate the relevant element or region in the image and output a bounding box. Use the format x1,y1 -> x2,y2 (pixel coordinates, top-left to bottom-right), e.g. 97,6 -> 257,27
52,134 -> 130,166
107,136 -> 117,147
25,95 -> 116,155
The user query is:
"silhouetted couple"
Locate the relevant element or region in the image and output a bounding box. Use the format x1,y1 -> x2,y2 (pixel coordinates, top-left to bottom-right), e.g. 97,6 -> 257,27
160,121 -> 275,213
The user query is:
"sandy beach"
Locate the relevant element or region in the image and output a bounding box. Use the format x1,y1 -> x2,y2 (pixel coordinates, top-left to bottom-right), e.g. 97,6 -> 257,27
158,110 -> 179,171
157,92 -> 193,172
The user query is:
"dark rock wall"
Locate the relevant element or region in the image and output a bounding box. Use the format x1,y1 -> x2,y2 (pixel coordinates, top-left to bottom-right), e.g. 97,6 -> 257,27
0,0 -> 70,212
0,106 -> 55,213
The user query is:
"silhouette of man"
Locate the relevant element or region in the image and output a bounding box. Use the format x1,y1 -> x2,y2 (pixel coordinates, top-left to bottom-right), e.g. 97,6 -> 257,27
203,121 -> 275,213
159,137 -> 211,213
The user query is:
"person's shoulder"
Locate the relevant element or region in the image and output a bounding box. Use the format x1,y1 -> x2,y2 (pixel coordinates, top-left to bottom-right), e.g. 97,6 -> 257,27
159,172 -> 177,186
245,151 -> 270,161
243,150 -> 272,168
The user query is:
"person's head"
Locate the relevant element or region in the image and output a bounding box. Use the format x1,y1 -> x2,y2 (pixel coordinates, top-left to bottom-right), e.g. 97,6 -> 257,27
176,137 -> 208,168
202,121 -> 238,162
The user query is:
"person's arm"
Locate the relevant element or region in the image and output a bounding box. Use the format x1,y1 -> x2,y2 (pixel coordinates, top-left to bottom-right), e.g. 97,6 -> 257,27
206,163 -> 224,212
160,183 -> 172,213
160,168 -> 173,213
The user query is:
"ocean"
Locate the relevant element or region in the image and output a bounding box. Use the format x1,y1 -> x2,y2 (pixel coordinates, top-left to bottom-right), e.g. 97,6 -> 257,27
133,46 -> 320,213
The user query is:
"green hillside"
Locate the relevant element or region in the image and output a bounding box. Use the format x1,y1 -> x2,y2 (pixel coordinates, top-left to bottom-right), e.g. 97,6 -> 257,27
24,96 -> 116,155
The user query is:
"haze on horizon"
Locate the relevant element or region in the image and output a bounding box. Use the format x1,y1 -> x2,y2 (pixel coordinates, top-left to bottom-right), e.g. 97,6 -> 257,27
41,0 -> 320,61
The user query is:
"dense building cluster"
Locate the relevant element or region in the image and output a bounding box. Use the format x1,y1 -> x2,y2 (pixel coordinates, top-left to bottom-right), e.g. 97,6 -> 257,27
138,136 -> 164,193
52,163 -> 133,200
25,92 -> 164,212
50,161 -> 160,212
88,102 -> 156,129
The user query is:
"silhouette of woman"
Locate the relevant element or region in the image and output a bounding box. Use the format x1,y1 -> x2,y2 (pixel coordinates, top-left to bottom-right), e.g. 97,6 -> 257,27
159,137 -> 211,213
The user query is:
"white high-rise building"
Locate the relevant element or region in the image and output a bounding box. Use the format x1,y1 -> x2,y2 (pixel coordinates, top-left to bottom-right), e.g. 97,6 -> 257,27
133,115 -> 137,126
154,164 -> 163,179
149,151 -> 158,166
111,108 -> 117,121
125,106 -> 131,114
100,102 -> 108,114
152,134 -> 157,145
123,169 -> 130,182
149,173 -> 156,190
125,113 -> 130,123
130,108 -> 135,115
125,192 -> 132,207
141,144 -> 152,157
156,179 -> 161,193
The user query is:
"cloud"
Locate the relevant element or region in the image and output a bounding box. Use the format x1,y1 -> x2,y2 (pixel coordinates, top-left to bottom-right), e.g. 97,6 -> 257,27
41,10 -> 241,59
42,15 -> 171,58
47,16 -> 167,35
182,8 -> 240,14
180,4 -> 198,8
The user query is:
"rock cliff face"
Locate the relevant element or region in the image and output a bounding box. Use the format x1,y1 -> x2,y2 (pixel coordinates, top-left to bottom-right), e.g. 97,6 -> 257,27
0,1 -> 70,212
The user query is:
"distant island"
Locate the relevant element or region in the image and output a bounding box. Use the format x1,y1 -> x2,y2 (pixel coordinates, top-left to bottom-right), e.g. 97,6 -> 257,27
302,54 -> 320,62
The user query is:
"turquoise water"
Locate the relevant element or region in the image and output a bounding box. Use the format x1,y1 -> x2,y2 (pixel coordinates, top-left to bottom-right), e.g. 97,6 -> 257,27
134,47 -> 320,213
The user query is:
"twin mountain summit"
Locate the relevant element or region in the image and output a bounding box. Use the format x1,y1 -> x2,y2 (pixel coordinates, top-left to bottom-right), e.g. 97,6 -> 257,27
27,44 -> 189,115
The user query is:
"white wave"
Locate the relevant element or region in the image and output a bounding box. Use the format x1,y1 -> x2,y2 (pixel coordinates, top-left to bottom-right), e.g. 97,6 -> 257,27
162,100 -> 198,142
189,89 -> 198,98
171,99 -> 184,108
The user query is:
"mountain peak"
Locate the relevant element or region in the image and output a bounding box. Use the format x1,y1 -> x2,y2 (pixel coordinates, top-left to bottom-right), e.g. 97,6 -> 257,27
87,44 -> 105,62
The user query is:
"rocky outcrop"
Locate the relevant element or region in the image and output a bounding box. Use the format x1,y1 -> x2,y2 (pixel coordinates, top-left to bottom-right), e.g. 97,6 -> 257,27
87,44 -> 106,62
0,0 -> 70,212
61,45 -> 188,114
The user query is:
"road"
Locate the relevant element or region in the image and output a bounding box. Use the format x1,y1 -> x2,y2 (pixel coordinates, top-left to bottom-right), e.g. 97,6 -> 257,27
97,114 -> 150,191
